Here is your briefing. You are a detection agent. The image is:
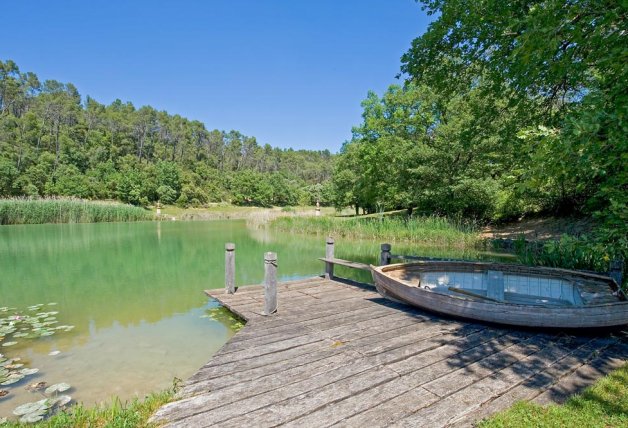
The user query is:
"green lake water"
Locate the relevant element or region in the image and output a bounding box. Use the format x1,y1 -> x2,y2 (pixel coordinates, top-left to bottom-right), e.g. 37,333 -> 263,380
0,219 -> 510,418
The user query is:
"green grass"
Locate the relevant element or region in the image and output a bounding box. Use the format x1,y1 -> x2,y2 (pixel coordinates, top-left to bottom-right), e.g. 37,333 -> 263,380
0,198 -> 153,225
271,215 -> 480,248
480,363 -> 628,428
1,388 -> 175,427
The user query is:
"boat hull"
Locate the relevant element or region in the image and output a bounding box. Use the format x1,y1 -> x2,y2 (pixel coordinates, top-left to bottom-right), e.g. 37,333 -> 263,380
371,262 -> 628,329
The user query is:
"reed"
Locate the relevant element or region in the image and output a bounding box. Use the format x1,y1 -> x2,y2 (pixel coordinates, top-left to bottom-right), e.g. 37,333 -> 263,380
271,215 -> 480,248
0,198 -> 153,225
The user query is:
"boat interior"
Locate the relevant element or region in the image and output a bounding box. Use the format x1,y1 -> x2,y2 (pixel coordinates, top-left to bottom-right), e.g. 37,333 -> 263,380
386,266 -> 620,307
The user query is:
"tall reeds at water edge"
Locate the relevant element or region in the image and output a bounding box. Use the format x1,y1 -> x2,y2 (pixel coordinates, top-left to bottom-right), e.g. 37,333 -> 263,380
0,198 -> 153,225
271,216 -> 480,248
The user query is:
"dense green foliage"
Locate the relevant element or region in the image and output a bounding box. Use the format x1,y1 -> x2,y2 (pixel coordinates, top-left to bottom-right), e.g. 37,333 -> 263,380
0,198 -> 152,224
333,0 -> 626,272
0,60 -> 333,208
337,0 -> 626,223
480,363 -> 628,428
271,215 -> 479,247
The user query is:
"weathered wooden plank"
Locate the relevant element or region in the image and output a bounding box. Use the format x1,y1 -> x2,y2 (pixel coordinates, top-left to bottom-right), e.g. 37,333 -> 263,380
220,367 -> 399,427
159,355 -> 394,426
391,337 -> 601,428
318,257 -> 371,271
444,337 -> 618,427
421,334 -> 556,397
215,305 -> 405,357
181,346 -> 349,397
188,339 -> 331,381
532,341 -> 627,405
338,386 -> 439,428
384,329 -> 523,377
155,350 -> 360,423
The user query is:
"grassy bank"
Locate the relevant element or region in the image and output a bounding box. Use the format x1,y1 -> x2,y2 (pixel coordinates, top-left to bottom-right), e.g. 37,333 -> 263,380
0,198 -> 153,225
1,388 -> 174,427
480,363 -> 628,428
159,204 -> 339,221
271,215 -> 480,247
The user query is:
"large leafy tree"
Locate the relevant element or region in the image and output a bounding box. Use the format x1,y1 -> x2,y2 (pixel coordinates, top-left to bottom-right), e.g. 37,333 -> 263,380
335,79 -> 529,219
402,0 -> 627,226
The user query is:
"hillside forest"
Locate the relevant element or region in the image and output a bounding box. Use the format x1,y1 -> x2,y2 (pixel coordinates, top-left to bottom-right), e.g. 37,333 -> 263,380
0,60 -> 334,208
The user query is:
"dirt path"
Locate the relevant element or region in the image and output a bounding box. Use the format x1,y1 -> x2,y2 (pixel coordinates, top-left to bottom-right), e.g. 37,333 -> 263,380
481,217 -> 596,241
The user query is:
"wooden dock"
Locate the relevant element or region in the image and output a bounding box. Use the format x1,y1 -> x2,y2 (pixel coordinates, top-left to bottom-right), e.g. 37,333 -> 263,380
151,276 -> 627,427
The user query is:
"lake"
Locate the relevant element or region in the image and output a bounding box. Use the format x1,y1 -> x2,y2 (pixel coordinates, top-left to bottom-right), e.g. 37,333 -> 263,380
0,219 -> 508,418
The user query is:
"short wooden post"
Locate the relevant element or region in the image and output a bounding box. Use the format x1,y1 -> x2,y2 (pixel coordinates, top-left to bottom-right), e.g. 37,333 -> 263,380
380,243 -> 392,266
263,252 -> 278,315
225,243 -> 236,294
325,237 -> 335,279
609,258 -> 623,287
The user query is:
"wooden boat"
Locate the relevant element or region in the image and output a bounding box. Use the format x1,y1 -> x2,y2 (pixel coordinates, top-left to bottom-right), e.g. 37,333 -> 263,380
371,261 -> 628,328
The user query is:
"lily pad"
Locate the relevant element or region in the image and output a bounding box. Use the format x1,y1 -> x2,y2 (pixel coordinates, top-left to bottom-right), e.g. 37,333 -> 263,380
5,363 -> 24,369
1,373 -> 25,385
48,351 -> 60,356
52,395 -> 72,407
1,342 -> 17,347
20,412 -> 45,423
13,399 -> 49,415
20,368 -> 39,376
45,383 -> 71,394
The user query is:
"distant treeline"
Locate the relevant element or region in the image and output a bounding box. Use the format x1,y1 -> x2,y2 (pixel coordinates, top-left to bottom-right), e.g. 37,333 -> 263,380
0,60 -> 334,207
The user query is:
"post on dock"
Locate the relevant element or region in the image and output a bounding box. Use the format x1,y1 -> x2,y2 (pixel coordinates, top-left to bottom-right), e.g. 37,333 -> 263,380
609,258 -> 624,288
263,252 -> 278,315
325,237 -> 335,279
380,243 -> 392,266
225,243 -> 236,294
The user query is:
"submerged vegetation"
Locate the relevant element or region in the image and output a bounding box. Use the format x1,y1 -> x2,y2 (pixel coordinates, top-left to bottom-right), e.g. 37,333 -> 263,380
480,363 -> 628,428
0,304 -> 75,423
0,198 -> 152,225
271,215 -> 480,248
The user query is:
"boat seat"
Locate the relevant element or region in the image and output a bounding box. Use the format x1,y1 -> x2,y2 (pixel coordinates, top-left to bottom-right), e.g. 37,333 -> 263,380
486,270 -> 505,301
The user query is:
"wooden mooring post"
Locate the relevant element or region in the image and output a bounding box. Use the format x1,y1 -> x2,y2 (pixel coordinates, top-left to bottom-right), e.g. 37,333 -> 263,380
263,252 -> 278,315
380,243 -> 392,266
610,258 -> 624,288
225,243 -> 236,294
325,237 -> 335,279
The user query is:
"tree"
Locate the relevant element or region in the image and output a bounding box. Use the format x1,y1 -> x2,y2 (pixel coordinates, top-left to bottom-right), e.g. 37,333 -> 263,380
401,0 -> 627,225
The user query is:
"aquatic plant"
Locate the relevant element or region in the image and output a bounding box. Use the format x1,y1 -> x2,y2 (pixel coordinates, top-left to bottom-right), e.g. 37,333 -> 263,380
271,215 -> 480,248
202,306 -> 245,331
0,304 -> 75,423
0,198 -> 153,225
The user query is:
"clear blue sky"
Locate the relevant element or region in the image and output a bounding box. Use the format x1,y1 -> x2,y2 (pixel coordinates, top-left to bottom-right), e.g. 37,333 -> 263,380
1,1 -> 431,152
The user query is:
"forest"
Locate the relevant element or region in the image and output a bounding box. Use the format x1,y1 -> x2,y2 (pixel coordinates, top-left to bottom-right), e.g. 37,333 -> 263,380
0,60 -> 334,208
334,0 -> 626,248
